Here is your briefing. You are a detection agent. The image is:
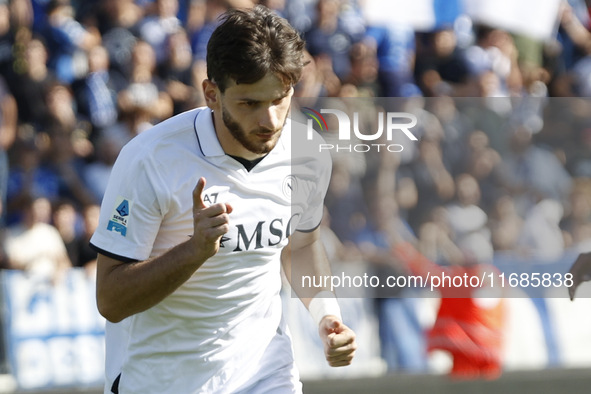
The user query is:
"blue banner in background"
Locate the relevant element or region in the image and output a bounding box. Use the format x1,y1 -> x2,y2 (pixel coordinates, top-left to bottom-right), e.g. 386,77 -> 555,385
1,269 -> 105,390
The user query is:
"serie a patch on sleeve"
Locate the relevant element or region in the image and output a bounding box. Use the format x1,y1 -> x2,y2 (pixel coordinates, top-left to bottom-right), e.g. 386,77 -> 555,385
107,196 -> 132,236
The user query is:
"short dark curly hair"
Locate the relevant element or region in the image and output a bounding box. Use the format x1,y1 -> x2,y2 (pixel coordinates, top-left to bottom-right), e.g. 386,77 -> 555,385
206,5 -> 306,92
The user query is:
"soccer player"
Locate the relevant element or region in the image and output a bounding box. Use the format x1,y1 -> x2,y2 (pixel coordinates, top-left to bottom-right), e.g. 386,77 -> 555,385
90,5 -> 357,393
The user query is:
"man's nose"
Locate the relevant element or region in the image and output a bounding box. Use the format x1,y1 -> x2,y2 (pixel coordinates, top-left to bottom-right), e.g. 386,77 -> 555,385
258,106 -> 281,131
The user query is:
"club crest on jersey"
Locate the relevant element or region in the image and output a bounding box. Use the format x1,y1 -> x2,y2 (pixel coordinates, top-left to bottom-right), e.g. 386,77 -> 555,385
107,196 -> 132,236
282,175 -> 296,198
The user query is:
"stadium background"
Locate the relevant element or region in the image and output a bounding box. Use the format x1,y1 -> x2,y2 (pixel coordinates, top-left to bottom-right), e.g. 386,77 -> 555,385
2,0 -> 591,392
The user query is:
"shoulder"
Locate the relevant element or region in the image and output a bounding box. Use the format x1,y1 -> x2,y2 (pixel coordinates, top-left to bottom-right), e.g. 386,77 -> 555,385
119,107 -> 206,163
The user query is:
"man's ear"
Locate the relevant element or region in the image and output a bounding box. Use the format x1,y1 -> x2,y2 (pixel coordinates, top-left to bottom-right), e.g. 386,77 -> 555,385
202,79 -> 220,110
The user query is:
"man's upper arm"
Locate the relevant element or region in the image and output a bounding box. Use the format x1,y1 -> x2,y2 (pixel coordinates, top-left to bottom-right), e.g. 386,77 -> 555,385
90,141 -> 165,262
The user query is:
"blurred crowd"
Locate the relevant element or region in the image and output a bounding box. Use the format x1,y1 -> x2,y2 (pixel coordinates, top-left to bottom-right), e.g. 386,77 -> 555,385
0,0 -> 591,378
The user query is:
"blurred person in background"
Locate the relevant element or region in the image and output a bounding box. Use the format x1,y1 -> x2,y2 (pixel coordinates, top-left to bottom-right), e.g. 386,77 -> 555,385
41,82 -> 96,206
444,173 -> 492,258
458,130 -> 503,211
405,137 -> 455,233
159,28 -> 203,114
117,39 -> 173,133
355,181 -> 429,373
94,0 -> 143,76
52,198 -> 80,266
52,199 -> 100,274
414,26 -> 472,97
8,35 -> 55,132
73,44 -> 125,135
4,194 -> 72,283
488,194 -> 524,252
363,20 -> 419,97
136,0 -> 182,66
497,126 -> 573,216
341,40 -> 380,97
516,199 -> 566,261
42,0 -> 101,84
304,0 -> 364,81
6,137 -> 61,225
463,25 -> 523,97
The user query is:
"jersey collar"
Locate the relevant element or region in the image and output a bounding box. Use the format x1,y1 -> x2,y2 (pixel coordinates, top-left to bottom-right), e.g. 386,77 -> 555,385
194,108 -> 226,157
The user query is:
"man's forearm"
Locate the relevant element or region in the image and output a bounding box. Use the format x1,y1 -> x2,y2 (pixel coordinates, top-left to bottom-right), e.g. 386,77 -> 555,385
282,230 -> 334,308
96,240 -> 208,323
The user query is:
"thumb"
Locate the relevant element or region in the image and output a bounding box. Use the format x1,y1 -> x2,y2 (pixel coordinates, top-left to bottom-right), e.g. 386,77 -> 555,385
323,317 -> 342,333
193,177 -> 207,210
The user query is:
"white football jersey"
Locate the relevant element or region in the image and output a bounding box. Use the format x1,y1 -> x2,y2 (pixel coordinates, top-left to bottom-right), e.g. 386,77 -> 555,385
90,107 -> 331,393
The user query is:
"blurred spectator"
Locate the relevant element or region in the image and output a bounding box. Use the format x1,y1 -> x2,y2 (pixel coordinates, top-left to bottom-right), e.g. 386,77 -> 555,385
459,130 -> 502,210
43,126 -> 96,207
40,81 -> 96,207
355,186 -> 428,373
557,0 -> 591,69
342,40 -> 380,97
414,27 -> 471,97
9,0 -> 34,31
517,199 -> 566,261
42,0 -> 101,83
304,0 -> 364,81
364,23 -> 419,97
445,174 -> 493,263
9,35 -> 55,131
324,160 -> 367,244
44,81 -> 88,133
416,206 -> 464,266
52,199 -> 80,266
489,194 -> 524,252
95,0 -> 143,75
497,126 -> 573,215
405,137 -> 455,232
72,45 -> 124,134
6,138 -> 61,224
426,97 -> 471,176
52,199 -> 100,273
464,25 -> 523,97
4,195 -> 72,282
186,0 -> 207,35
31,0 -> 52,32
117,40 -> 173,133
159,29 -> 203,114
136,0 -> 182,66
